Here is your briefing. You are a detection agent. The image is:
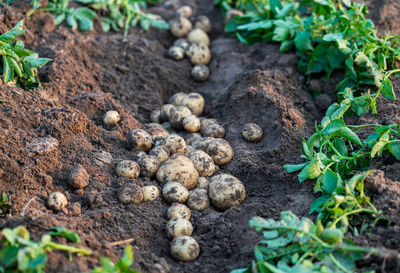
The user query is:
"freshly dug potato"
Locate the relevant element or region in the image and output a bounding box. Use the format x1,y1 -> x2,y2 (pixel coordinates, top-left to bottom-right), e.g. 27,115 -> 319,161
170,236 -> 200,262
165,134 -> 187,154
170,106 -> 192,130
137,155 -> 161,178
149,146 -> 170,163
176,5 -> 192,18
168,46 -> 185,61
173,38 -> 189,50
150,109 -> 161,123
153,136 -> 167,147
147,123 -> 163,129
203,124 -> 225,138
194,15 -> 211,33
200,118 -> 218,134
187,29 -> 210,46
160,104 -> 175,122
118,185 -> 144,205
184,145 -> 192,157
157,154 -> 199,190
242,123 -> 263,142
127,129 -> 152,152
205,139 -> 233,165
196,137 -> 214,151
148,127 -> 169,140
185,133 -> 202,145
191,64 -> 210,82
169,92 -> 187,106
187,188 -> 209,211
142,185 -> 159,202
189,150 -> 215,177
135,151 -> 146,160
208,174 -> 245,210
186,42 -> 211,65
103,110 -> 120,125
183,115 -> 201,133
167,203 -> 191,220
170,17 -> 192,38
182,93 -> 205,116
116,160 -> 140,179
225,9 -> 244,22
47,192 -> 68,211
163,181 -> 189,203
166,218 -> 193,239
196,177 -> 209,190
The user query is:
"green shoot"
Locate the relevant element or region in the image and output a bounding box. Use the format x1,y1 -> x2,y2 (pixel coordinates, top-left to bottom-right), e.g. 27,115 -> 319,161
0,193 -> 11,217
90,245 -> 140,273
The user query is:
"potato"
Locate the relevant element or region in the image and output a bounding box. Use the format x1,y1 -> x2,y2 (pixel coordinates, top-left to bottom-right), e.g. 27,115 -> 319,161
167,203 -> 191,220
47,192 -> 68,211
147,123 -> 163,129
165,134 -> 187,154
134,151 -> 146,160
149,146 -> 170,163
173,38 -> 189,50
168,46 -> 185,61
103,110 -> 120,125
203,124 -> 225,138
191,64 -> 210,82
182,115 -> 201,133
160,104 -> 175,122
225,9 -> 244,23
209,174 -> 245,210
137,155 -> 161,178
170,106 -> 192,130
118,185 -> 144,205
200,118 -> 218,134
157,154 -> 199,190
153,136 -> 167,147
163,181 -> 189,203
142,185 -> 159,202
184,145 -> 192,157
187,188 -> 209,211
176,5 -> 192,18
186,42 -> 211,65
205,139 -> 233,165
116,160 -> 140,179
196,177 -> 209,190
127,129 -> 152,152
170,236 -> 200,262
170,17 -> 192,38
196,137 -> 214,152
166,218 -> 193,239
150,109 -> 161,123
182,93 -> 205,116
148,127 -> 169,141
168,92 -> 186,106
242,123 -> 263,142
189,150 -> 215,177
185,133 -> 202,146
187,29 -> 210,46
68,164 -> 89,189
194,15 -> 211,33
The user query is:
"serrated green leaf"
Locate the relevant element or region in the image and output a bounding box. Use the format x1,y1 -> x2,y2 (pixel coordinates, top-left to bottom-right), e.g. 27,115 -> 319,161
380,78 -> 395,100
283,163 -> 307,173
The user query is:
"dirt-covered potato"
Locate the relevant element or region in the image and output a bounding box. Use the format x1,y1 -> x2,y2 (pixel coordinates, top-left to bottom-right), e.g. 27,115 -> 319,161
173,38 -> 189,50
176,5 -> 192,18
160,104 -> 175,122
185,133 -> 202,145
186,42 -> 211,65
168,92 -> 186,106
142,185 -> 159,202
191,64 -> 210,82
203,124 -> 225,138
47,192 -> 68,211
209,174 -> 245,210
147,123 -> 163,129
170,236 -> 200,262
187,29 -> 210,46
150,109 -> 161,123
168,46 -> 185,61
167,203 -> 191,220
137,155 -> 161,178
166,218 -> 193,239
200,118 -> 218,134
225,9 -> 244,23
116,160 -> 140,178
194,15 -> 211,33
182,115 -> 201,133
118,185 -> 144,205
170,106 -> 192,130
184,145 -> 192,157
205,139 -> 233,165
189,150 -> 215,177
134,151 -> 146,160
169,17 -> 192,38
149,146 -> 170,163
157,154 -> 199,190
187,188 -> 209,211
242,123 -> 263,142
103,110 -> 120,125
196,177 -> 209,190
127,129 -> 152,152
196,137 -> 214,151
153,136 -> 167,147
165,134 -> 187,154
148,126 -> 169,141
182,93 -> 205,116
163,181 -> 189,203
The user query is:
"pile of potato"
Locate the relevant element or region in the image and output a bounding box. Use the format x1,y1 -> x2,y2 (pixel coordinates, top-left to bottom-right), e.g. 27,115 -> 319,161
167,5 -> 212,82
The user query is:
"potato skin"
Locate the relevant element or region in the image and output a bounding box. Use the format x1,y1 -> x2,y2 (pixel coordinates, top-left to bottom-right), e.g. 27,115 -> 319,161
160,104 -> 175,122
127,129 -> 152,152
168,46 -> 185,61
137,155 -> 161,178
142,185 -> 159,202
191,64 -> 210,82
118,185 -> 144,205
185,133 -> 202,146
173,38 -> 189,50
170,106 -> 192,130
189,150 -> 215,177
186,42 -> 211,65
187,188 -> 210,211
47,192 -> 68,211
203,124 -> 225,138
150,109 -> 161,123
116,160 -> 140,179
196,177 -> 209,190
162,181 -> 189,203
205,139 -> 233,165
165,134 -> 187,154
170,236 -> 200,262
168,92 -> 186,106
242,123 -> 263,142
103,110 -> 120,125
170,17 -> 192,38
166,218 -> 193,239
200,119 -> 218,134
182,93 -> 205,116
183,115 -> 201,133
208,174 -> 245,210
149,146 -> 170,163
176,5 -> 192,18
167,203 -> 191,220
194,15 -> 211,33
187,29 -> 210,46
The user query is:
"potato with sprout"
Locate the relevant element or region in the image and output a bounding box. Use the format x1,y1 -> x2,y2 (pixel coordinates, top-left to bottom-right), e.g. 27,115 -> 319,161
165,134 -> 187,154
142,185 -> 159,202
163,181 -> 189,204
47,192 -> 68,211
176,5 -> 192,18
242,123 -> 263,142
127,129 -> 152,152
208,174 -> 245,210
103,110 -> 120,125
137,155 -> 160,178
170,236 -> 200,262
187,29 -> 210,46
116,160 -> 140,179
203,124 -> 225,138
183,115 -> 201,133
160,104 -> 175,122
189,150 -> 215,177
118,185 -> 144,205
205,139 -> 233,165
194,15 -> 211,33
182,93 -> 204,116
149,146 -> 170,163
186,42 -> 211,65
167,203 -> 191,220
192,64 -> 210,82
168,46 -> 185,61
166,218 -> 193,239
169,106 -> 192,130
187,188 -> 209,211
169,17 -> 192,38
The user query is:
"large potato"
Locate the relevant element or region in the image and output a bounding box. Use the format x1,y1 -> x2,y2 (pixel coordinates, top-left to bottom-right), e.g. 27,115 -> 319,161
163,181 -> 189,203
186,42 -> 211,65
127,129 -> 152,152
189,150 -> 215,177
170,236 -> 200,262
167,203 -> 191,220
170,106 -> 192,130
165,134 -> 187,154
205,138 -> 233,165
116,160 -> 140,179
187,29 -> 210,46
183,115 -> 201,133
142,185 -> 159,202
208,174 -> 245,210
137,155 -> 161,178
166,218 -> 193,239
118,185 -> 144,205
187,188 -> 209,211
181,93 -> 204,116
170,17 -> 192,38
203,124 -> 225,138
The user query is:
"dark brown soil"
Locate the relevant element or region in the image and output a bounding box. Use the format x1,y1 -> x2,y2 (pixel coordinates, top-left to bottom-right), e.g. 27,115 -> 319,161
0,1 -> 399,272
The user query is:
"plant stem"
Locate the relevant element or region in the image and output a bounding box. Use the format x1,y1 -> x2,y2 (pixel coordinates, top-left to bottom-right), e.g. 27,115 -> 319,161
331,208 -> 378,227
47,242 -> 92,256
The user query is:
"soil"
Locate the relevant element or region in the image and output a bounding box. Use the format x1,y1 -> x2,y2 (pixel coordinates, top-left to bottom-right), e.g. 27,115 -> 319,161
0,0 -> 399,272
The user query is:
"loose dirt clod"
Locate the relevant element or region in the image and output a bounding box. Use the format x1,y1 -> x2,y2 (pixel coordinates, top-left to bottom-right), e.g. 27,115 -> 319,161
68,164 -> 89,189
27,136 -> 59,154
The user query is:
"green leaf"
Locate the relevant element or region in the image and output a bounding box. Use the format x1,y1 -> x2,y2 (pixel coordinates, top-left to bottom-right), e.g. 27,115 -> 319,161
380,78 -> 395,100
321,170 -> 338,194
322,119 -> 345,135
389,142 -> 400,161
2,56 -> 13,83
309,195 -> 329,213
279,40 -> 294,53
283,163 -> 307,173
332,127 -> 362,146
49,227 -> 81,243
295,31 -> 313,52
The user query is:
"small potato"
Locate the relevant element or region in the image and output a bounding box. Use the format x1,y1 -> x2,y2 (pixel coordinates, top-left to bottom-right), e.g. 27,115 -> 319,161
166,218 -> 193,239
127,129 -> 152,152
196,177 -> 209,190
169,92 -> 187,106
170,236 -> 200,262
153,136 -> 167,147
191,64 -> 210,82
187,188 -> 209,211
183,115 -> 201,133
118,185 -> 144,205
173,38 -> 189,50
187,29 -> 210,46
170,17 -> 192,38
184,145 -> 192,157
167,203 -> 191,220
103,110 -> 120,125
205,139 -> 233,165
116,160 -> 140,179
165,134 -> 187,154
163,181 -> 190,203
160,104 -> 175,122
185,133 -> 202,146
209,174 -> 245,210
176,5 -> 192,18
47,192 -> 68,211
157,155 -> 199,190
189,150 -> 215,177
186,42 -> 211,65
203,124 -> 225,138
68,164 -> 89,189
137,155 -> 161,178
142,185 -> 159,202
225,9 -> 244,23
168,46 -> 185,61
170,106 -> 192,130
182,93 -> 205,116
200,119 -> 218,134
194,15 -> 211,33
242,123 -> 263,142
134,151 -> 146,160
148,127 -> 169,141
149,146 -> 170,163
150,109 -> 161,123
